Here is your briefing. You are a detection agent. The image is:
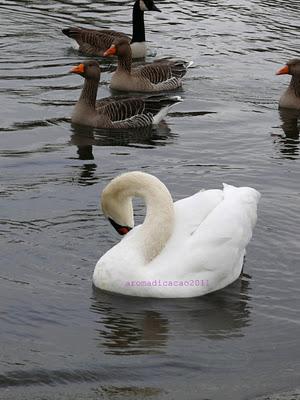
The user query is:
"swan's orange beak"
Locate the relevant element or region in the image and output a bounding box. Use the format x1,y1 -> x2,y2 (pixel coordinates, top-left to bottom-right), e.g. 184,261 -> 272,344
276,65 -> 289,75
103,45 -> 117,57
70,63 -> 85,74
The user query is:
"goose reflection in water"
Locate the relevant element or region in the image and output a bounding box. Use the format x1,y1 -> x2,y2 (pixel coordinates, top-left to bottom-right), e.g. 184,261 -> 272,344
90,276 -> 251,356
274,108 -> 300,160
69,122 -> 175,186
70,120 -> 175,154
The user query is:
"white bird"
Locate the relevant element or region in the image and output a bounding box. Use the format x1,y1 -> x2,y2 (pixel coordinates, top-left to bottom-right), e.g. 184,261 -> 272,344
93,172 -> 260,298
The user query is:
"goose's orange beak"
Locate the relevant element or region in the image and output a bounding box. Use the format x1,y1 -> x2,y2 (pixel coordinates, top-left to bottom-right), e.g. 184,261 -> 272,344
276,65 -> 289,75
70,63 -> 85,74
103,45 -> 117,57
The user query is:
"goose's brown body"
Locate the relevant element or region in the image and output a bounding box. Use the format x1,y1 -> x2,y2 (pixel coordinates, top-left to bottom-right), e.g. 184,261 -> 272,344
70,61 -> 180,129
104,39 -> 192,92
62,28 -> 129,57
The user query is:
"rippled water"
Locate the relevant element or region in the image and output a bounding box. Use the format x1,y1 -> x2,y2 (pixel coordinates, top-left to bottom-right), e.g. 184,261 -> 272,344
1,0 -> 300,399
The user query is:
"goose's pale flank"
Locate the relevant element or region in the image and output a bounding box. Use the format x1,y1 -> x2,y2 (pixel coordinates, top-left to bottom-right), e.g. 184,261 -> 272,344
103,38 -> 192,92
70,60 -> 181,129
276,59 -> 300,110
93,172 -> 260,298
62,0 -> 161,59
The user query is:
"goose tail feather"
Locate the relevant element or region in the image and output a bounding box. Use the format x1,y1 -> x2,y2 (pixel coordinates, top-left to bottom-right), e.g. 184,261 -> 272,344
152,96 -> 182,125
62,27 -> 81,39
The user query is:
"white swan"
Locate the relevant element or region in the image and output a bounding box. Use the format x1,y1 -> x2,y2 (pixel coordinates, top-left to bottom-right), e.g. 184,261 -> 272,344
93,172 -> 260,298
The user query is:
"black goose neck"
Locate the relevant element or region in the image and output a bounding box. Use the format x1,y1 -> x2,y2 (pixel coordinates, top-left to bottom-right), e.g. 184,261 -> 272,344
131,1 -> 145,43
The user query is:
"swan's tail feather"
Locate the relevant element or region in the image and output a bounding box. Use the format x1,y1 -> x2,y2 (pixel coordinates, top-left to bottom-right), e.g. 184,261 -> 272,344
222,183 -> 261,229
223,183 -> 261,203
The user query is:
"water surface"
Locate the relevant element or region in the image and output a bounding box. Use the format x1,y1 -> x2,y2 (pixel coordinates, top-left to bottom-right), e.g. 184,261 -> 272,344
0,1 -> 300,399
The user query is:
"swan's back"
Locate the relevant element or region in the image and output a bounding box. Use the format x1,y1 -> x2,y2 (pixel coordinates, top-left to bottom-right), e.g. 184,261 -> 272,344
147,184 -> 260,295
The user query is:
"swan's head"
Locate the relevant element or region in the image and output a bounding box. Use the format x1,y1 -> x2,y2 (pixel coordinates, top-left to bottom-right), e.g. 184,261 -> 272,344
101,177 -> 134,236
138,0 -> 161,12
70,60 -> 100,81
103,38 -> 131,58
276,59 -> 300,76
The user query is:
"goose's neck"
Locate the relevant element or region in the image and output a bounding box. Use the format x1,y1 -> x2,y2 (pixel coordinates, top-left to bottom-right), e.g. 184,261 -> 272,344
290,76 -> 300,98
117,53 -> 132,74
107,172 -> 175,263
131,1 -> 146,43
78,78 -> 98,109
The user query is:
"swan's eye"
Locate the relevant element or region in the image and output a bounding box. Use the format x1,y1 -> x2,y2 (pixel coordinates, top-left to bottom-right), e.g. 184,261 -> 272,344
108,218 -> 132,236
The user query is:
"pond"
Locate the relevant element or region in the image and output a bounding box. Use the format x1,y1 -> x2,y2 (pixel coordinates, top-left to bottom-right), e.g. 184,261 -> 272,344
0,1 -> 299,399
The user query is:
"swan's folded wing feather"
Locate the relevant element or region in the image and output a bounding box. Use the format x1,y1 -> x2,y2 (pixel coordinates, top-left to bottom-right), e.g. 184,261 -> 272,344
184,185 -> 260,275
151,185 -> 260,286
173,189 -> 224,237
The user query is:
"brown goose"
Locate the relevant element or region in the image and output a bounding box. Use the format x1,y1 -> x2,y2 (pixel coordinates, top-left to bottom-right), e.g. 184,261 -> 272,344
62,0 -> 161,59
103,38 -> 193,92
276,59 -> 300,110
70,60 -> 181,129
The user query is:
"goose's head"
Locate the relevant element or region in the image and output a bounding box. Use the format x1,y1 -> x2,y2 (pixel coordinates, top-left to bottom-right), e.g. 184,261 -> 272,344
101,177 -> 134,236
138,0 -> 161,12
70,60 -> 100,81
103,38 -> 132,58
276,59 -> 300,76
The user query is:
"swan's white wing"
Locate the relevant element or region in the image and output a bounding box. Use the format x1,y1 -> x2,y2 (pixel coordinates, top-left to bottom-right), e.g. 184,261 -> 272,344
173,188 -> 224,237
184,185 -> 260,285
149,184 -> 260,293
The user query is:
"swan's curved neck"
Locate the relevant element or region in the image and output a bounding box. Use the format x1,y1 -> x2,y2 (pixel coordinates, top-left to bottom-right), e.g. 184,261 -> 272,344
131,1 -> 146,43
105,172 -> 175,263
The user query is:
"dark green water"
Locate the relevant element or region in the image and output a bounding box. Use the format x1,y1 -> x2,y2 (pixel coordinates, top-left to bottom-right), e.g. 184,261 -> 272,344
0,1 -> 299,399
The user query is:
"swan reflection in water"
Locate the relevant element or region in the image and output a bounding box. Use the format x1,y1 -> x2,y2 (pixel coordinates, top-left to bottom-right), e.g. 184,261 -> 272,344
273,108 -> 300,160
90,275 -> 252,356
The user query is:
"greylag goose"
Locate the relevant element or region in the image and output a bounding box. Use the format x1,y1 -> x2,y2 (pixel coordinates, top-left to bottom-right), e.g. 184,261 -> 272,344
62,0 -> 161,59
276,59 -> 300,110
70,60 -> 181,129
103,38 -> 193,92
